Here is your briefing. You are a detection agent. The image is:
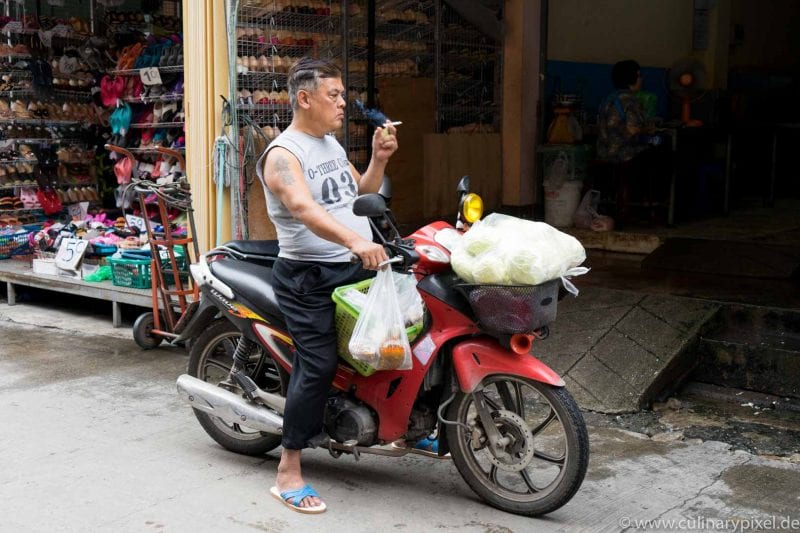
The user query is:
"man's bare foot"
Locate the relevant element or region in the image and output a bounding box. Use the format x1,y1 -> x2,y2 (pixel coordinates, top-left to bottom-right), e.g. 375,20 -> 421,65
276,449 -> 323,509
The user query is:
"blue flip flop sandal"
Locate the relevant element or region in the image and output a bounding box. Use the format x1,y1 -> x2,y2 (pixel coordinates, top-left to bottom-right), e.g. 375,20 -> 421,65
270,484 -> 327,514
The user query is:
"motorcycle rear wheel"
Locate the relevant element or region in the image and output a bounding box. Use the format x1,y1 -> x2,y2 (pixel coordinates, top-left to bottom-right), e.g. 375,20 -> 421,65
187,318 -> 284,456
445,375 -> 588,516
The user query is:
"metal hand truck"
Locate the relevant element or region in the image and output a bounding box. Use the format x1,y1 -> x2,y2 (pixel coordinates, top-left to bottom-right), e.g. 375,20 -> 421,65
105,144 -> 200,349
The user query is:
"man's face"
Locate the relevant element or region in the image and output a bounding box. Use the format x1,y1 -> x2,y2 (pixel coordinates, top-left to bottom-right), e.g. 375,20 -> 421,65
305,76 -> 346,131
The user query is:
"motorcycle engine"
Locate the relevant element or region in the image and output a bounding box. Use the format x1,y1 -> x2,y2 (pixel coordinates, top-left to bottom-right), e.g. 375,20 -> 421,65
324,395 -> 377,446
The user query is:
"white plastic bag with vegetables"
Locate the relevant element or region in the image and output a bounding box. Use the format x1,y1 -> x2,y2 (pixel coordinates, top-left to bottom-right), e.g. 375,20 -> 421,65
348,268 -> 413,371
450,213 -> 589,293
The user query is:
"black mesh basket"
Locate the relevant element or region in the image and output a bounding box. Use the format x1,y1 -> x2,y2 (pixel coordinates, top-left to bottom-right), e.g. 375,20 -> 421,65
456,279 -> 560,334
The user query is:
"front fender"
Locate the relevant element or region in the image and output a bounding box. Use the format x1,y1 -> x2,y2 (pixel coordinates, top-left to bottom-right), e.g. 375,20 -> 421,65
451,338 -> 565,392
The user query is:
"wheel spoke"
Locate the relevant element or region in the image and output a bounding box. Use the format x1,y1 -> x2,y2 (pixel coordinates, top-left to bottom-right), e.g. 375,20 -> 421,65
530,407 -> 557,436
483,393 -> 503,412
514,383 -> 526,419
520,469 -> 541,493
204,359 -> 231,375
533,449 -> 565,465
496,381 -> 517,412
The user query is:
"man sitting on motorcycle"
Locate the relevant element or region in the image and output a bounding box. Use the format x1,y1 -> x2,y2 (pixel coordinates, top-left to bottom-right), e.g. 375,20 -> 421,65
257,57 -> 398,513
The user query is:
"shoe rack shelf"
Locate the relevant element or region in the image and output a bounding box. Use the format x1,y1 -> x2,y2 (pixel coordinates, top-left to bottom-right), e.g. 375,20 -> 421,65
122,94 -> 184,104
99,2 -> 187,178
129,121 -> 185,130
0,0 -> 112,222
0,118 -> 81,126
127,146 -> 185,155
110,65 -> 184,77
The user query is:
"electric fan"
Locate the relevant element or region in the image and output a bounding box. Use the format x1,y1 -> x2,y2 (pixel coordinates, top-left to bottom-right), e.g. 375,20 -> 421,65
667,57 -> 707,127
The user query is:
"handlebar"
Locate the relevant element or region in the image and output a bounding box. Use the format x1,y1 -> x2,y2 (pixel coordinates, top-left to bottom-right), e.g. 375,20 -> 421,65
349,255 -> 404,269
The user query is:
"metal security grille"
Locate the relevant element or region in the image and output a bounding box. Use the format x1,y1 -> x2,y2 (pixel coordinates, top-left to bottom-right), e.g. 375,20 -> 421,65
235,1 -> 341,152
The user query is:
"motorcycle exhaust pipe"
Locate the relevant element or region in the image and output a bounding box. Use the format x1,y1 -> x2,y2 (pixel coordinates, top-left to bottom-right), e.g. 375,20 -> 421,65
176,374 -> 283,435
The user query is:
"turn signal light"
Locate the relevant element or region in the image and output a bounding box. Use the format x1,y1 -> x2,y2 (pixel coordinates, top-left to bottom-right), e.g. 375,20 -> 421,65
461,193 -> 484,224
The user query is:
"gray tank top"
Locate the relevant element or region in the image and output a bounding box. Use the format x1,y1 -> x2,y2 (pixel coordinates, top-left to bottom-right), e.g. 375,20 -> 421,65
257,128 -> 371,262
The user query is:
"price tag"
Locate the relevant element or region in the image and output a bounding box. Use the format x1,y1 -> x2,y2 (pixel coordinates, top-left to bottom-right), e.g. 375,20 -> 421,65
139,67 -> 162,86
126,214 -> 147,233
4,21 -> 23,33
58,56 -> 78,75
55,238 -> 89,271
39,30 -> 53,47
67,201 -> 89,219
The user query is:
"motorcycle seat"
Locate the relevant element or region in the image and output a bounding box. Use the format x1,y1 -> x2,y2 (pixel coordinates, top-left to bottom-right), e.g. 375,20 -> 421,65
223,240 -> 279,258
209,258 -> 283,322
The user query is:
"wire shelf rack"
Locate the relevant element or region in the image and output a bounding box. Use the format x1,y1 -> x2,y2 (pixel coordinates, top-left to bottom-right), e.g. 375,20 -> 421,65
234,0 -> 503,146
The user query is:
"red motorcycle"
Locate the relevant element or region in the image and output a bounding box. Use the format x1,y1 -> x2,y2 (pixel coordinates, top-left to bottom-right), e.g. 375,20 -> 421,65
176,177 -> 588,516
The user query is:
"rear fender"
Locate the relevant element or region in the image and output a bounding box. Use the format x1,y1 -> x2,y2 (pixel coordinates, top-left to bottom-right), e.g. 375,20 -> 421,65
451,338 -> 564,392
174,297 -> 220,342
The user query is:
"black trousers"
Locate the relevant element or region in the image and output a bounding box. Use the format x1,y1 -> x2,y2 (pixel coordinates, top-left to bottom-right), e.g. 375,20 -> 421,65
271,258 -> 372,450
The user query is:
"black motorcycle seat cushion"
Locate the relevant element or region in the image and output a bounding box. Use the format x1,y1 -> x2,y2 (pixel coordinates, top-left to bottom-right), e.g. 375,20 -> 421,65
223,240 -> 279,257
209,258 -> 282,322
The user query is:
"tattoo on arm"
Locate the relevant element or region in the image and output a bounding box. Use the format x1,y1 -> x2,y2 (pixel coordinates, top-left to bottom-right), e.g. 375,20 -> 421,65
273,155 -> 295,186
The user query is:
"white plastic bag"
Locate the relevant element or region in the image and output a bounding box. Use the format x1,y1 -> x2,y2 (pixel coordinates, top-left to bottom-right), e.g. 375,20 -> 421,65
450,213 -> 588,288
393,272 -> 424,328
348,268 -> 412,371
573,189 -> 601,229
340,273 -> 423,330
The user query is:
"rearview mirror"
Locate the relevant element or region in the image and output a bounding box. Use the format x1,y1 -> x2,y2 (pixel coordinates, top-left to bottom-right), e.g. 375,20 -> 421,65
456,175 -> 471,194
353,193 -> 388,217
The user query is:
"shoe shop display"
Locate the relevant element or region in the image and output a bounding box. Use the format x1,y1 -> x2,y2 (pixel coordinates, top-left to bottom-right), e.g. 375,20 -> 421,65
0,0 -> 186,292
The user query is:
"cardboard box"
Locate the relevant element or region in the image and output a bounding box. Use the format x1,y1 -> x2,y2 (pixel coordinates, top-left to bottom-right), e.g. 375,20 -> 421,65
32,258 -> 59,276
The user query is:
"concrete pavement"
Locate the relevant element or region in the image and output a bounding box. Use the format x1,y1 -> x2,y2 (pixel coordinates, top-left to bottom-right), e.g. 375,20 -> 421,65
533,286 -> 720,413
1,304 -> 799,532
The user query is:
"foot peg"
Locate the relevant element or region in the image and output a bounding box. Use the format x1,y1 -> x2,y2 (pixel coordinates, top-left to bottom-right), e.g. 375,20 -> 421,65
230,371 -> 259,400
227,370 -> 287,415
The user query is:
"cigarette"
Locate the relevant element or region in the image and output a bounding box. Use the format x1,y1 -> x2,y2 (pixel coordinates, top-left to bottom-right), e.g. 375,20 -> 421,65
385,121 -> 402,126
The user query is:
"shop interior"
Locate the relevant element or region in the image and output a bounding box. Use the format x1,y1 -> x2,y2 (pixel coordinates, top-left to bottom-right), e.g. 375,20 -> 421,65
536,0 -> 800,309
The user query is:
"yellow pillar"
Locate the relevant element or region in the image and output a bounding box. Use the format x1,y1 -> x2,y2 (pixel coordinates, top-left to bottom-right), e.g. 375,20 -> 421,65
183,0 -> 231,252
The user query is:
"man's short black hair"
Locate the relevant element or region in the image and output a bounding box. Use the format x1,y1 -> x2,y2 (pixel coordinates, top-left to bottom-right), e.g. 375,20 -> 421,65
287,57 -> 342,110
611,60 -> 641,89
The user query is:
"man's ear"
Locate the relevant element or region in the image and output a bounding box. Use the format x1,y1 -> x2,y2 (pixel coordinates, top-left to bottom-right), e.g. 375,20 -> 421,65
297,89 -> 311,110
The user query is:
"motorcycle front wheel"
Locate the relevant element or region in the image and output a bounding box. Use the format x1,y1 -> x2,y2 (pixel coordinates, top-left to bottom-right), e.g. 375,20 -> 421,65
187,318 -> 284,456
445,375 -> 589,516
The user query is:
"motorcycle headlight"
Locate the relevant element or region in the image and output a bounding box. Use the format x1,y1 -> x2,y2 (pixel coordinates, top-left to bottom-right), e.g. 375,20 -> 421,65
461,193 -> 483,224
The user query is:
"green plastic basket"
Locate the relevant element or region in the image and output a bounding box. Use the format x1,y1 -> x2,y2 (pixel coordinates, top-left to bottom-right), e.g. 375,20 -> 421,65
107,252 -> 188,290
332,278 -> 423,377
0,230 -> 32,260
107,256 -> 152,289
